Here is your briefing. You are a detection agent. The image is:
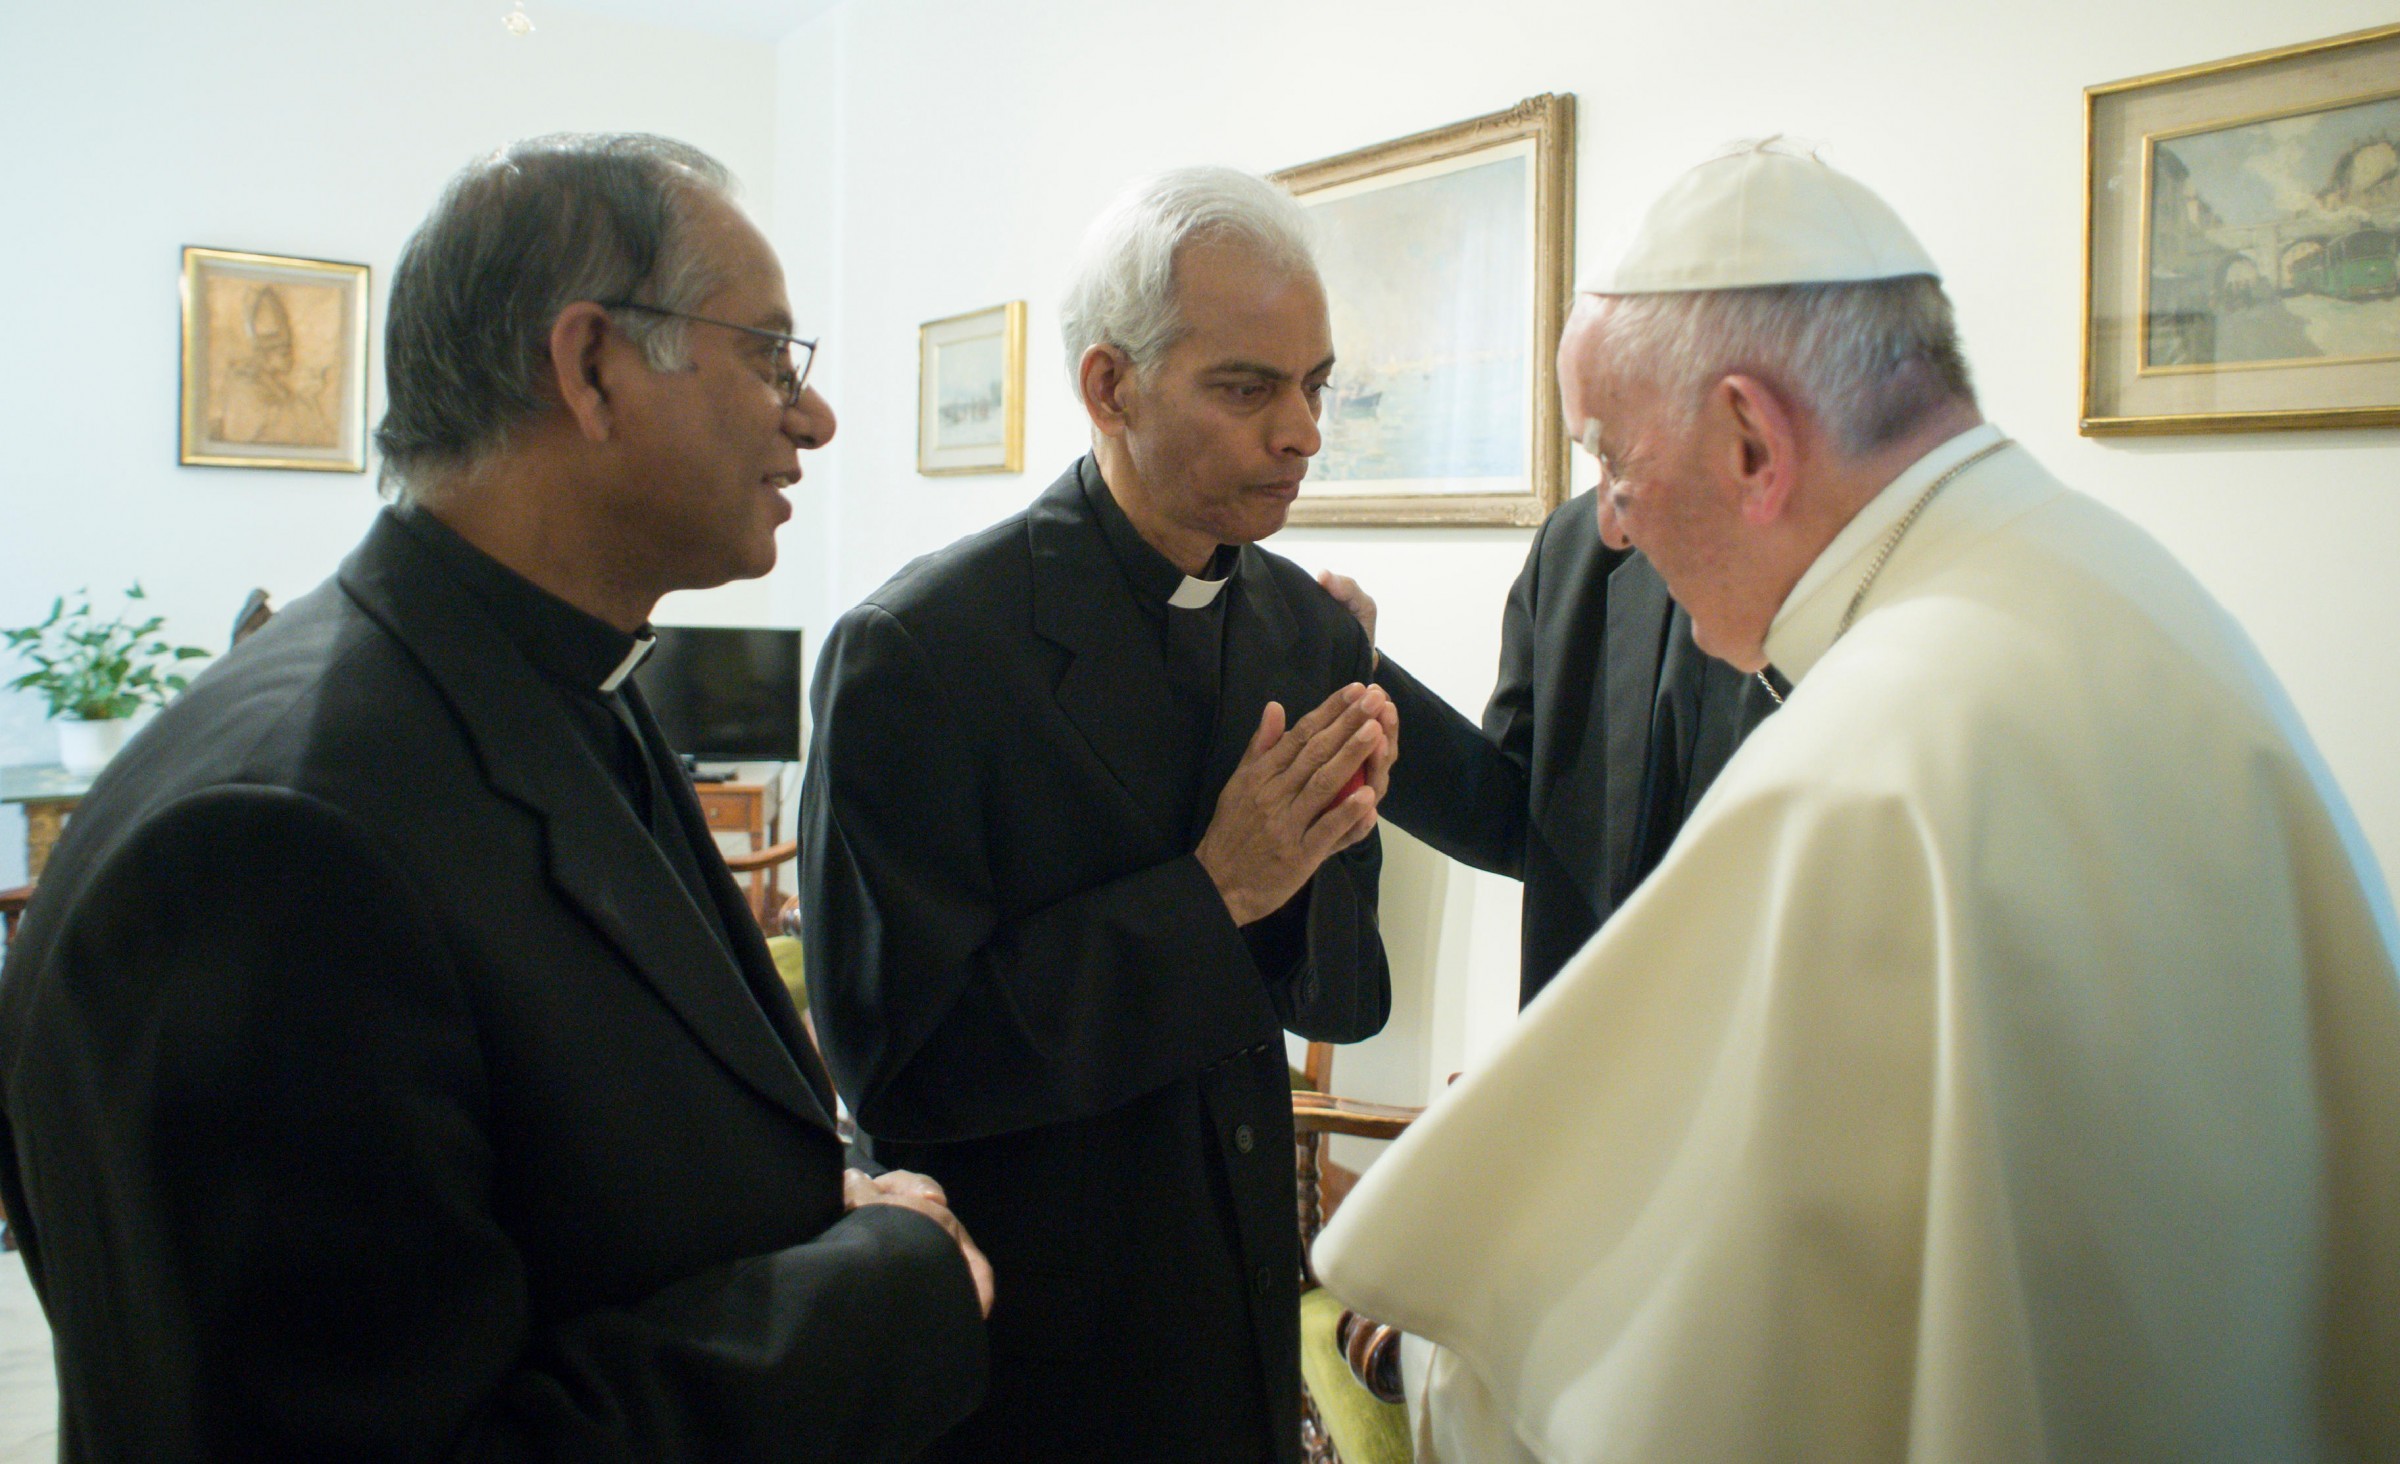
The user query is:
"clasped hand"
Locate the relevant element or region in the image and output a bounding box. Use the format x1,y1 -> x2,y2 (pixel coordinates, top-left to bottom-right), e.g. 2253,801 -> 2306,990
1195,682 -> 1399,928
844,1167 -> 995,1317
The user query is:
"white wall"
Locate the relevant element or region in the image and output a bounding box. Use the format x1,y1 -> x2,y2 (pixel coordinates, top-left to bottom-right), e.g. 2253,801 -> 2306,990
5,0 -> 2392,1117
0,0 -> 781,886
773,0 -> 2400,1118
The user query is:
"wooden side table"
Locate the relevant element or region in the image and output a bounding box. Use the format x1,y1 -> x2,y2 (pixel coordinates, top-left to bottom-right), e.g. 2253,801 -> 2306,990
2,763 -> 95,883
692,780 -> 782,925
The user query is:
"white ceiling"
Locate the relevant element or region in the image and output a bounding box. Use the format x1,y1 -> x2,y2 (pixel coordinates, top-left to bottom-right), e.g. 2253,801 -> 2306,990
538,0 -> 846,41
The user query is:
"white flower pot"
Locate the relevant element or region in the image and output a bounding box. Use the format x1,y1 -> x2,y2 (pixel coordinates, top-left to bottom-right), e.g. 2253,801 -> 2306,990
56,717 -> 133,778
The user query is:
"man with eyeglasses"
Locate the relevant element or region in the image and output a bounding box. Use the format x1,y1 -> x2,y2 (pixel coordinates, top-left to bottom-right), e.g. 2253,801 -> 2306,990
0,133 -> 989,1461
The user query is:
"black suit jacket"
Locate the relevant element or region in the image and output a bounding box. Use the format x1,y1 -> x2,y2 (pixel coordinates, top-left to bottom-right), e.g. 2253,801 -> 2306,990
0,510 -> 985,1462
1377,489 -> 1779,1005
801,459 -> 1390,1464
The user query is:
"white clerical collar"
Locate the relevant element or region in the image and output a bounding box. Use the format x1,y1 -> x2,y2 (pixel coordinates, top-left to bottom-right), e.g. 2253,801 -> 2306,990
598,630 -> 657,694
1167,573 -> 1230,610
1763,422 -> 2006,684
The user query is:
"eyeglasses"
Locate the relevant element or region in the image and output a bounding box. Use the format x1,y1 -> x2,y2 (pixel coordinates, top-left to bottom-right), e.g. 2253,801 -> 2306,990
599,301 -> 818,408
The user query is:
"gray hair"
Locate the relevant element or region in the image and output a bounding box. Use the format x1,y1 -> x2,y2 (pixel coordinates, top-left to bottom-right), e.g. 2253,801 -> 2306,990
1059,165 -> 1318,386
374,132 -> 737,501
1593,275 -> 1975,454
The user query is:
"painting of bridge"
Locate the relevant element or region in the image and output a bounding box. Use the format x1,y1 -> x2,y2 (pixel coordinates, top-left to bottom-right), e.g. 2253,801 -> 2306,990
2144,90 -> 2400,371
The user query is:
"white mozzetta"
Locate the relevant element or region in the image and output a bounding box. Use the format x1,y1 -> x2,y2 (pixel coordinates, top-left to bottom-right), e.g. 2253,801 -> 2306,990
1316,436 -> 2400,1461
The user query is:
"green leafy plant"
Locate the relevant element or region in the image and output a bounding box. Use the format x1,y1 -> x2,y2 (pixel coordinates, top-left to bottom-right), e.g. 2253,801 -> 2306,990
4,586 -> 212,722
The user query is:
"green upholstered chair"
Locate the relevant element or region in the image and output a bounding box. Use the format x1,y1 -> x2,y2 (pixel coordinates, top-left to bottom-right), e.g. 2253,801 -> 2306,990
766,932 -> 807,1010
1302,1288 -> 1410,1462
722,840 -> 813,1045
1292,1041 -> 1421,1464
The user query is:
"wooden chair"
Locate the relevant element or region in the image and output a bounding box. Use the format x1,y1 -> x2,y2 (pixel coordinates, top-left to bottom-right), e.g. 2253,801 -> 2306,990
720,841 -> 817,1061
722,839 -> 799,936
1292,1040 -> 1423,1463
0,884 -> 30,947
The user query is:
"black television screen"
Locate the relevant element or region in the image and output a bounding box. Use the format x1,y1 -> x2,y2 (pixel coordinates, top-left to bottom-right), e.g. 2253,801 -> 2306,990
632,626 -> 804,763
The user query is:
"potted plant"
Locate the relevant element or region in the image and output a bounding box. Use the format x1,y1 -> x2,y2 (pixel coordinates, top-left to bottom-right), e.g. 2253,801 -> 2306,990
4,586 -> 212,777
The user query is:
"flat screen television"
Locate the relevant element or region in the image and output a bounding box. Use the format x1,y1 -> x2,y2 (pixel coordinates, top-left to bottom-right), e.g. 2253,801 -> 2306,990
632,626 -> 804,764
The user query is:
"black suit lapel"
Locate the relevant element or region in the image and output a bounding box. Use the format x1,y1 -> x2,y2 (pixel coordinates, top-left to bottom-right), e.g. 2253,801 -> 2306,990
626,689 -> 839,1121
1029,463 -> 1192,848
339,515 -> 830,1133
1597,553 -> 1672,910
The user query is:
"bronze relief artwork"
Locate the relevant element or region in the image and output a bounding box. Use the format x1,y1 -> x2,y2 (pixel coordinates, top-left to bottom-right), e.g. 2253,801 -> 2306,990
181,247 -> 370,471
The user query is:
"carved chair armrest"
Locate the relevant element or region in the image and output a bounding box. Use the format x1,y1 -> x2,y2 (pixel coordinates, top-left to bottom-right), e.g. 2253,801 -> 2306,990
721,839 -> 798,875
1291,1093 -> 1422,1142
0,883 -> 33,944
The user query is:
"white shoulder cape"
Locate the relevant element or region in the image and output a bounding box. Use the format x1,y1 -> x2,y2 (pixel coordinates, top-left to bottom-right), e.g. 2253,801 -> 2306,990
1315,437 -> 2400,1462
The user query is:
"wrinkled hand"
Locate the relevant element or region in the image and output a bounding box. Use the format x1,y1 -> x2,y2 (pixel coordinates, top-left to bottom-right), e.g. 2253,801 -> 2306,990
1315,570 -> 1379,669
1311,573 -> 1398,801
845,1167 -> 994,1317
1195,683 -> 1388,928
1363,691 -> 1398,806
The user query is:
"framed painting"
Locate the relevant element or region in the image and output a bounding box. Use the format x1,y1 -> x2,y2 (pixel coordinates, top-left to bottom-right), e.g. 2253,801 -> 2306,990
2084,23 -> 2400,434
918,300 -> 1027,475
1272,93 -> 1575,527
180,246 -> 370,471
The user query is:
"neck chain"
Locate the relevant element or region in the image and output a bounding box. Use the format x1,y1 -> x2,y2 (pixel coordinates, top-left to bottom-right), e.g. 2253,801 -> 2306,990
1837,438 -> 2009,637
1752,436 -> 2011,708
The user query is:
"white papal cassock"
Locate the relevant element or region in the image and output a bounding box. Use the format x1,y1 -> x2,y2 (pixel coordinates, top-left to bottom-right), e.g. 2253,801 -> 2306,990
1314,425 -> 2400,1462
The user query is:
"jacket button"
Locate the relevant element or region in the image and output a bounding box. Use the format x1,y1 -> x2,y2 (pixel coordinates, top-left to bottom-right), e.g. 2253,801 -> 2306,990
1254,1266 -> 1274,1297
1234,1123 -> 1256,1154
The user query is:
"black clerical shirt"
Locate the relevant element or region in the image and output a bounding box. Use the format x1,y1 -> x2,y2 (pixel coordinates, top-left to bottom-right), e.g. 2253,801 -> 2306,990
1080,467 -> 1235,842
1630,613 -> 1788,900
1079,469 -> 1307,974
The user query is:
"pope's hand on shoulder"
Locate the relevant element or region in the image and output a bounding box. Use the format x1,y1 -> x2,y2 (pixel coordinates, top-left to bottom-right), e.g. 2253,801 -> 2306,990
844,1168 -> 995,1318
1315,569 -> 1379,672
1195,683 -> 1394,928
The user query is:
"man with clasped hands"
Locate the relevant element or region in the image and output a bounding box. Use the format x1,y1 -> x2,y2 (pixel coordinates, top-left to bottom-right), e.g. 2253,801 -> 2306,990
804,166 -> 1395,1463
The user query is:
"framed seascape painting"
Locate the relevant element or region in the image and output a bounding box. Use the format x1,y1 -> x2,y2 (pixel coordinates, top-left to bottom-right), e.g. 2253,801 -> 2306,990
2084,24 -> 2400,434
1273,93 -> 1575,526
180,246 -> 370,471
918,300 -> 1027,475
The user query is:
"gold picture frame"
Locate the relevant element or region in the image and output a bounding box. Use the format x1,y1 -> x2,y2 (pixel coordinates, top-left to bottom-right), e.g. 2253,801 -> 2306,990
918,300 -> 1027,475
2082,24 -> 2400,435
180,246 -> 370,471
1272,93 -> 1575,527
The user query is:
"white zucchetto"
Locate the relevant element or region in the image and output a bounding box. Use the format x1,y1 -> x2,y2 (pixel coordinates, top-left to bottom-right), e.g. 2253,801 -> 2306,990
1585,138 -> 1939,294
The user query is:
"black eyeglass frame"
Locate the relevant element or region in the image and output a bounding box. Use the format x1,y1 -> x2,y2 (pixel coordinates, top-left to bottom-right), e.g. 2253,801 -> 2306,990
598,301 -> 818,407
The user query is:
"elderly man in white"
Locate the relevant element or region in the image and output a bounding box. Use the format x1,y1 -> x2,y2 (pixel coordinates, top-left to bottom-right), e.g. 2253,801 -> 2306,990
1314,140 -> 2400,1463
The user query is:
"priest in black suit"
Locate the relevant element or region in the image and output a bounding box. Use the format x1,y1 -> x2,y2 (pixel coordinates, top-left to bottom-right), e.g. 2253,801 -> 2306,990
1325,489 -> 1780,1007
802,167 -> 1394,1464
0,134 -> 987,1461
